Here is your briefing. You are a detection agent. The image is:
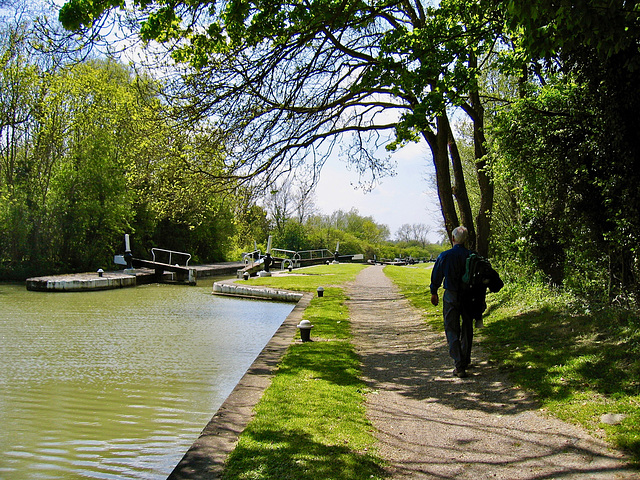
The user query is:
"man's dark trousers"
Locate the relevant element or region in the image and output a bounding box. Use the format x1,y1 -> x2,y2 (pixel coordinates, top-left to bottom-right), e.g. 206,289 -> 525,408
443,290 -> 473,369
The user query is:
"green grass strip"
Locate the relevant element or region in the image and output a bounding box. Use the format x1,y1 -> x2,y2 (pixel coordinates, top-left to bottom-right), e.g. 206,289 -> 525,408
222,264 -> 386,479
238,263 -> 368,292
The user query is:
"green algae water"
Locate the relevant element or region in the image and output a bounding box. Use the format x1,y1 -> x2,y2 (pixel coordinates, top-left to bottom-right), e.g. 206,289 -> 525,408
0,280 -> 295,479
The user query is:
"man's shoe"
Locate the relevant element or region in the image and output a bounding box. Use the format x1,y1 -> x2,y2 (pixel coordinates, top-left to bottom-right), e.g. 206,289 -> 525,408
454,368 -> 468,378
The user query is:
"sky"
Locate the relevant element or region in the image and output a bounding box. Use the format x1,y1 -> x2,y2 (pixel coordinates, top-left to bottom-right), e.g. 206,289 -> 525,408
313,140 -> 443,242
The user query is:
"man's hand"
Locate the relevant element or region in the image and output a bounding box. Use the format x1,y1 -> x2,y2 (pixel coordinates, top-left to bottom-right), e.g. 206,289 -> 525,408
430,293 -> 439,306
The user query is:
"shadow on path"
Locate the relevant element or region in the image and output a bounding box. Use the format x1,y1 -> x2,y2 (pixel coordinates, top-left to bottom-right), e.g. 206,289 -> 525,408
348,266 -> 637,480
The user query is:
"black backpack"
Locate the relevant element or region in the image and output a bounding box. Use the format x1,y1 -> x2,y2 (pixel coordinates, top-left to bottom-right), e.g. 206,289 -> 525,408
462,252 -> 503,293
460,253 -> 504,320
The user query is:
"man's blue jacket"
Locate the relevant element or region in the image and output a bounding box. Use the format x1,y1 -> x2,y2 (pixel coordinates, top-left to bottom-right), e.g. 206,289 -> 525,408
429,244 -> 470,295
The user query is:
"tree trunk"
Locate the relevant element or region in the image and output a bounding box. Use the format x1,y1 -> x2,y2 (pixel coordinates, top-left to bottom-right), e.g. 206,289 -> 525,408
468,54 -> 493,258
472,108 -> 492,257
422,115 -> 460,245
445,115 -> 476,251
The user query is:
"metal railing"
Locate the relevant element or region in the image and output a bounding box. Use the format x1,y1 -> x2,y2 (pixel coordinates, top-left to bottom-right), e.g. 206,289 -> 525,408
295,249 -> 333,260
241,247 -> 336,270
151,248 -> 192,266
269,248 -> 335,268
270,248 -> 297,259
242,250 -> 261,265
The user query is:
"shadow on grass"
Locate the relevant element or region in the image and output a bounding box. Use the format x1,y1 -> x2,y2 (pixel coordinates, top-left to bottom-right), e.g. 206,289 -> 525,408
384,264 -> 640,464
483,307 -> 640,400
481,304 -> 640,461
277,341 -> 364,387
222,429 -> 385,480
221,340 -> 388,480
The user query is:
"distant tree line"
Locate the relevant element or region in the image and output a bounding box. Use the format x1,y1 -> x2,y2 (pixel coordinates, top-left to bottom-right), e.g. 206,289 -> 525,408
237,179 -> 444,264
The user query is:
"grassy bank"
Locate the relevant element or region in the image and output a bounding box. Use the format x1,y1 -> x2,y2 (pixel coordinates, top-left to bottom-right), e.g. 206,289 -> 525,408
221,264 -> 387,480
385,263 -> 640,464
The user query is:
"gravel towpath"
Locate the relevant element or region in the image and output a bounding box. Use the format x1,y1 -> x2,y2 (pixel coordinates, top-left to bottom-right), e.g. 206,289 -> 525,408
347,265 -> 637,480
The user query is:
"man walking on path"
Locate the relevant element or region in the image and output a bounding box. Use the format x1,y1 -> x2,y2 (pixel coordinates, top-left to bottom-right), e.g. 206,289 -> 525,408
429,226 -> 473,378
348,265 -> 636,479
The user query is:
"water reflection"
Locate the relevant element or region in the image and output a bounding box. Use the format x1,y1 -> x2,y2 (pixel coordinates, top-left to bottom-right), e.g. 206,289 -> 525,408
0,280 -> 295,479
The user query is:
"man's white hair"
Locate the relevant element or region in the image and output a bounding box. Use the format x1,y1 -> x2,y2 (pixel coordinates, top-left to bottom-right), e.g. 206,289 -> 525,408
452,226 -> 468,244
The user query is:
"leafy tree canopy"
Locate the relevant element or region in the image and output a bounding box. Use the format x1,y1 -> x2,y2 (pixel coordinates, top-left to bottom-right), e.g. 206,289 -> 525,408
505,0 -> 640,65
59,0 -> 501,197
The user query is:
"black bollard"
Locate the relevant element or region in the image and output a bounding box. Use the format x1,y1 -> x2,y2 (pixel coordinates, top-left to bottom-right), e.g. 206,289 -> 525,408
297,320 -> 314,342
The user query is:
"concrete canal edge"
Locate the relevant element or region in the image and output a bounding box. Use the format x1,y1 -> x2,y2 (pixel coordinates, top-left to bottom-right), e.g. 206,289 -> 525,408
212,281 -> 304,302
167,289 -> 314,480
24,263 -> 244,291
25,271 -> 138,291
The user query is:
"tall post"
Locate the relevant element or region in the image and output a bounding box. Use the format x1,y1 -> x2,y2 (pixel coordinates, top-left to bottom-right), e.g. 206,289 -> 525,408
124,234 -> 133,270
261,235 -> 273,276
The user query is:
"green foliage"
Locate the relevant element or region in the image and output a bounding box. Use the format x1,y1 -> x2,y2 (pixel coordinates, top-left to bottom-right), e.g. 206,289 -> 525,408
43,61 -> 139,270
0,27 -> 239,277
133,129 -> 237,262
55,0 -> 640,307
493,0 -> 640,301
376,243 -> 444,263
271,219 -> 309,252
253,208 -> 443,265
289,209 -> 396,261
58,0 -> 502,257
307,209 -> 390,244
0,51 -> 143,275
491,79 -> 596,285
490,65 -> 640,299
234,203 -> 270,247
505,0 -> 640,65
260,209 -> 445,264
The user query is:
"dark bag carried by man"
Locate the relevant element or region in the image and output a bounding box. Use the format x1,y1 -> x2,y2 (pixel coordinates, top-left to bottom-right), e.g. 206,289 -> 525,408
460,253 -> 503,325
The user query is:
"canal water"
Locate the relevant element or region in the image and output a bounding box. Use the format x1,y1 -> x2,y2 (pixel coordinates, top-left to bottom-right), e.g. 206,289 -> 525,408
0,279 -> 295,479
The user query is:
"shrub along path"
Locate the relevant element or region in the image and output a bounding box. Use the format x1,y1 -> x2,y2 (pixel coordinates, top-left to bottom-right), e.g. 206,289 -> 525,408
348,265 -> 636,479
